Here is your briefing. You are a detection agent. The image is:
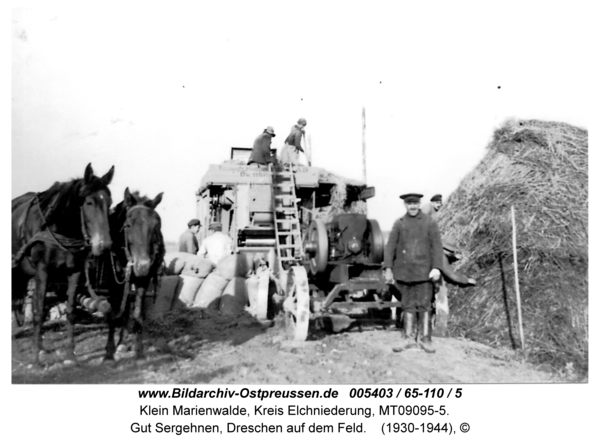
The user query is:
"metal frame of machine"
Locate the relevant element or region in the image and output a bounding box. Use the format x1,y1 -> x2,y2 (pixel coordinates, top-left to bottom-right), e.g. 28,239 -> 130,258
196,148 -> 401,340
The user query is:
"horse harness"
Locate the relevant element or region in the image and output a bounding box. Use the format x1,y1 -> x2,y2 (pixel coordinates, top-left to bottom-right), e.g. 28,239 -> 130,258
112,204 -> 163,319
13,193 -> 111,310
12,194 -> 91,268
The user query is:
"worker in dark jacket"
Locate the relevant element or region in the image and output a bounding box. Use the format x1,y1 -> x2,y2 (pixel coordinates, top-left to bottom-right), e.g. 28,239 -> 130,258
248,126 -> 276,166
421,194 -> 442,220
178,219 -> 201,254
280,117 -> 307,169
384,193 -> 444,353
431,194 -> 443,212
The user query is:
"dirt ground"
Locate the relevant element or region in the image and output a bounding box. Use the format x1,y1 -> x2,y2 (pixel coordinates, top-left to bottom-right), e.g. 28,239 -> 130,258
11,306 -> 578,385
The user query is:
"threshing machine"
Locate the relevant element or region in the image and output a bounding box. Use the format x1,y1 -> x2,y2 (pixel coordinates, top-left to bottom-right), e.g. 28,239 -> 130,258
196,148 -> 401,340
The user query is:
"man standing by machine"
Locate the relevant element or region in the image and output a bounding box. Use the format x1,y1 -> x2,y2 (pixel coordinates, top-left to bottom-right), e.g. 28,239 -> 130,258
197,222 -> 233,265
179,219 -> 201,254
384,193 -> 444,353
248,126 -> 276,166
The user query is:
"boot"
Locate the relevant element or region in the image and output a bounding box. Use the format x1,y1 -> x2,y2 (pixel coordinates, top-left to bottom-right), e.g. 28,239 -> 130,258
418,310 -> 436,354
392,312 -> 418,352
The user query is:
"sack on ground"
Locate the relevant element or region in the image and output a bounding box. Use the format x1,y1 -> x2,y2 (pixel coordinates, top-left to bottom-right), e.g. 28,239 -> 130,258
245,275 -> 260,313
145,275 -> 182,319
193,272 -> 228,309
219,277 -> 249,316
214,253 -> 254,280
178,275 -> 205,307
181,257 -> 214,278
163,252 -> 195,275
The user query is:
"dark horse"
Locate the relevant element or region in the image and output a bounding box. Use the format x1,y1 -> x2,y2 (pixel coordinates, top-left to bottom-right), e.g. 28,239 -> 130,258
102,188 -> 165,362
12,163 -> 114,365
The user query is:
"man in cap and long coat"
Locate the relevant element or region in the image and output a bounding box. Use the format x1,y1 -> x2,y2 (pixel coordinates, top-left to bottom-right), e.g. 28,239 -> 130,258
384,193 -> 444,353
248,126 -> 276,166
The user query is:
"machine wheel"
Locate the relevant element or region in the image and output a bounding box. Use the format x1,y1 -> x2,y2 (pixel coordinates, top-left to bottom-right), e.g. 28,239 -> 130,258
307,219 -> 328,276
255,270 -> 270,321
367,219 -> 385,264
283,266 -> 311,341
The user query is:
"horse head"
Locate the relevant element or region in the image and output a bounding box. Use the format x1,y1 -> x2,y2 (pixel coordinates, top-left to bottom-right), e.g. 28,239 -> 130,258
120,188 -> 165,278
32,163 -> 114,256
80,163 -> 114,256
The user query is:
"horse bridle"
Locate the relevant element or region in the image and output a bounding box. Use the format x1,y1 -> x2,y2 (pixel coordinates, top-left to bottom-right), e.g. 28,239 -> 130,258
111,204 -> 162,319
110,204 -> 161,282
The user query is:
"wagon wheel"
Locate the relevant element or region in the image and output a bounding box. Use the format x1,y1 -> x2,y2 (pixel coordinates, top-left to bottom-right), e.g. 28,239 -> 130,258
283,266 -> 311,341
255,270 -> 270,321
367,219 -> 385,264
306,219 -> 328,275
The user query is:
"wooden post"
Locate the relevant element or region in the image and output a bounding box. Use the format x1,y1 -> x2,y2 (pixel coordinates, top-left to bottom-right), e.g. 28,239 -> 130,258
511,205 -> 525,349
362,106 -> 367,184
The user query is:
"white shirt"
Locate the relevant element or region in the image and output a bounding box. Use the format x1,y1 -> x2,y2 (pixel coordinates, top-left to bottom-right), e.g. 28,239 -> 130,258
197,232 -> 233,265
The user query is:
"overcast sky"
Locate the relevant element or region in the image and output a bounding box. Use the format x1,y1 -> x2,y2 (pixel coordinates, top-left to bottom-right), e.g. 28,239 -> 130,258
10,2 -> 592,242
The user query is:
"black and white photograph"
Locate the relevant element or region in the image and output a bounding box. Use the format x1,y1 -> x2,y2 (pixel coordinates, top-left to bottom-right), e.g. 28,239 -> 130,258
6,1 -> 596,441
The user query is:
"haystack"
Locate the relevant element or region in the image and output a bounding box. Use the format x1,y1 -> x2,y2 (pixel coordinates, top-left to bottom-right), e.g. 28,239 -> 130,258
437,119 -> 588,375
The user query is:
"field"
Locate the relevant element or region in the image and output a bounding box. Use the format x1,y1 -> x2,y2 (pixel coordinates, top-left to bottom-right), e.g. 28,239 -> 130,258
12,306 -> 576,384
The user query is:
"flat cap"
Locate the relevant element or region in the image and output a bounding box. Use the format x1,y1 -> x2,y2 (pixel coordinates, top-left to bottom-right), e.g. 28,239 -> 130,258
430,194 -> 442,202
187,218 -> 200,227
400,193 -> 423,203
264,126 -> 276,136
209,221 -> 222,230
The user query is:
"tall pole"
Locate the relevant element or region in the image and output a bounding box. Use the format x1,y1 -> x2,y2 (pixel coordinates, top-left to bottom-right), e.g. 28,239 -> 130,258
511,205 -> 525,350
362,106 -> 367,184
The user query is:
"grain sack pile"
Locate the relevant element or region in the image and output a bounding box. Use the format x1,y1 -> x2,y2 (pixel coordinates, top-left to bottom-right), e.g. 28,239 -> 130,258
162,251 -> 276,318
162,252 -> 215,306
437,119 -> 588,375
163,252 -> 255,315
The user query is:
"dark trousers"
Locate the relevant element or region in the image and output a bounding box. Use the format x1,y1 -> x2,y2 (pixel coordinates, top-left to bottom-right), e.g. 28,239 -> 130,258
396,281 -> 434,313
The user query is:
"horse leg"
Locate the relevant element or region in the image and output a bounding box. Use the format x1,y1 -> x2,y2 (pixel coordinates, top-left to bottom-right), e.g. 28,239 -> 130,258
116,289 -> 132,352
32,264 -> 48,366
63,271 -> 81,364
12,269 -> 29,327
104,290 -> 124,362
132,286 -> 146,360
103,310 -> 117,363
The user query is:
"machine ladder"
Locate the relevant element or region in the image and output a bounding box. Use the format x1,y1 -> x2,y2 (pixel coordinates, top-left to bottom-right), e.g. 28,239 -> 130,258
270,166 -> 304,272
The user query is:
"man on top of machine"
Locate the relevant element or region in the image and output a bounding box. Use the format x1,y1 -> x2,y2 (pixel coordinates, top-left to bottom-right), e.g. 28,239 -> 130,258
280,118 -> 307,170
248,126 -> 276,166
